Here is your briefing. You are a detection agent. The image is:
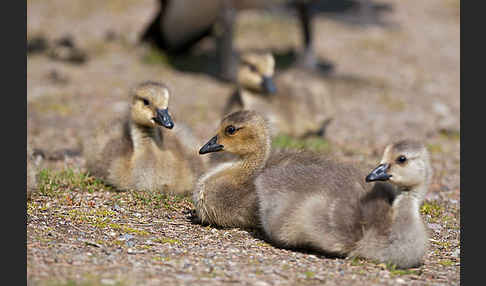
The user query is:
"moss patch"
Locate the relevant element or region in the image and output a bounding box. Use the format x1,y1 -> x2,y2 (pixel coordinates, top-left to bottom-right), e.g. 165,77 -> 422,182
420,200 -> 444,220
129,190 -> 192,212
303,271 -> 315,279
153,237 -> 181,245
386,263 -> 421,276
438,259 -> 454,267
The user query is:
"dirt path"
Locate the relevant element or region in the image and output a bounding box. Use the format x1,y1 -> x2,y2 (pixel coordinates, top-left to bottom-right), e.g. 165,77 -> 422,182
27,0 -> 460,285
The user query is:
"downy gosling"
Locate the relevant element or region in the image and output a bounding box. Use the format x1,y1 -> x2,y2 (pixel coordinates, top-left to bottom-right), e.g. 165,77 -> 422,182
193,110 -> 272,228
255,140 -> 431,268
222,52 -> 277,117
223,52 -> 330,138
85,81 -> 202,195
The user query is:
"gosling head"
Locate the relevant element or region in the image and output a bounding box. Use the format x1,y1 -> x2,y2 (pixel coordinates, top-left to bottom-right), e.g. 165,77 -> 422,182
366,140 -> 432,190
199,110 -> 270,156
237,52 -> 276,94
130,81 -> 174,129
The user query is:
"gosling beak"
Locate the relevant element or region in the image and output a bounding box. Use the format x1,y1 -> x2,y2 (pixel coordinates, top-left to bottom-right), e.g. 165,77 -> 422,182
153,108 -> 174,129
261,76 -> 277,94
365,163 -> 392,182
199,136 -> 224,154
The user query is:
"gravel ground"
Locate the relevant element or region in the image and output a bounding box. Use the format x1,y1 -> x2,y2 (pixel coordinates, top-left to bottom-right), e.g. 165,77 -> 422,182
27,0 -> 460,285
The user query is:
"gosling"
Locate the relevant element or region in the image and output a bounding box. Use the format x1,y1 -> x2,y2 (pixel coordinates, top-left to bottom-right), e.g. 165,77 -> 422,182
222,52 -> 276,116
193,110 -> 272,228
223,52 -> 330,138
85,81 -> 201,195
255,140 -> 431,268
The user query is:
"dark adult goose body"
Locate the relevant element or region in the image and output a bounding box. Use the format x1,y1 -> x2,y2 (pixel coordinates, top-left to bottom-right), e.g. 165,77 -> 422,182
141,0 -> 321,80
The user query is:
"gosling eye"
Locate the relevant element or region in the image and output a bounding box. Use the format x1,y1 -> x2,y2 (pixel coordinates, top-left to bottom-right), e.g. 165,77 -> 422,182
248,64 -> 258,73
142,98 -> 150,106
225,125 -> 237,135
396,155 -> 407,164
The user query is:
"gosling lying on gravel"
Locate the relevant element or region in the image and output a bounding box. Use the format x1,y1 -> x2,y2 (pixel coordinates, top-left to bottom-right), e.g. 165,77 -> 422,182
193,109 -> 337,228
255,140 -> 431,268
85,81 -> 203,195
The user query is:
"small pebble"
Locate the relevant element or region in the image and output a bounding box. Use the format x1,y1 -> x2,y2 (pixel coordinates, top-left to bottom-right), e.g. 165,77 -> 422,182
428,223 -> 442,232
119,234 -> 134,241
127,248 -> 145,254
396,278 -> 406,284
100,279 -> 117,285
452,248 -> 460,258
113,204 -> 123,212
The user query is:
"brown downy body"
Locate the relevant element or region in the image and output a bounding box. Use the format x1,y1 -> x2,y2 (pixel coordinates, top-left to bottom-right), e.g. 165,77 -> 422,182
84,81 -> 203,195
256,140 -> 431,268
223,52 -> 332,138
193,110 -> 272,228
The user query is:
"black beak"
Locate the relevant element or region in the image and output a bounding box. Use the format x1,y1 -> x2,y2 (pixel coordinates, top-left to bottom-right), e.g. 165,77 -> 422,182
153,108 -> 174,129
261,76 -> 277,94
199,136 -> 224,154
365,163 -> 392,182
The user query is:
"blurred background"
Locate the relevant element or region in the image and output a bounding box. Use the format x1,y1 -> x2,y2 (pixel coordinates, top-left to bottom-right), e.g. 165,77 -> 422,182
27,0 -> 459,182
27,0 -> 460,284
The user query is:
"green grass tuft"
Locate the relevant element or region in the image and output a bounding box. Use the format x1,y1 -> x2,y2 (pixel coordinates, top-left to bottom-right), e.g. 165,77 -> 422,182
427,143 -> 443,154
438,259 -> 454,267
272,134 -> 330,153
420,201 -> 444,218
153,237 -> 181,245
303,271 -> 315,279
386,263 -> 421,276
130,190 -> 191,211
37,168 -> 111,197
108,223 -> 149,236
439,129 -> 460,141
350,257 -> 366,266
152,256 -> 171,262
141,47 -> 170,66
